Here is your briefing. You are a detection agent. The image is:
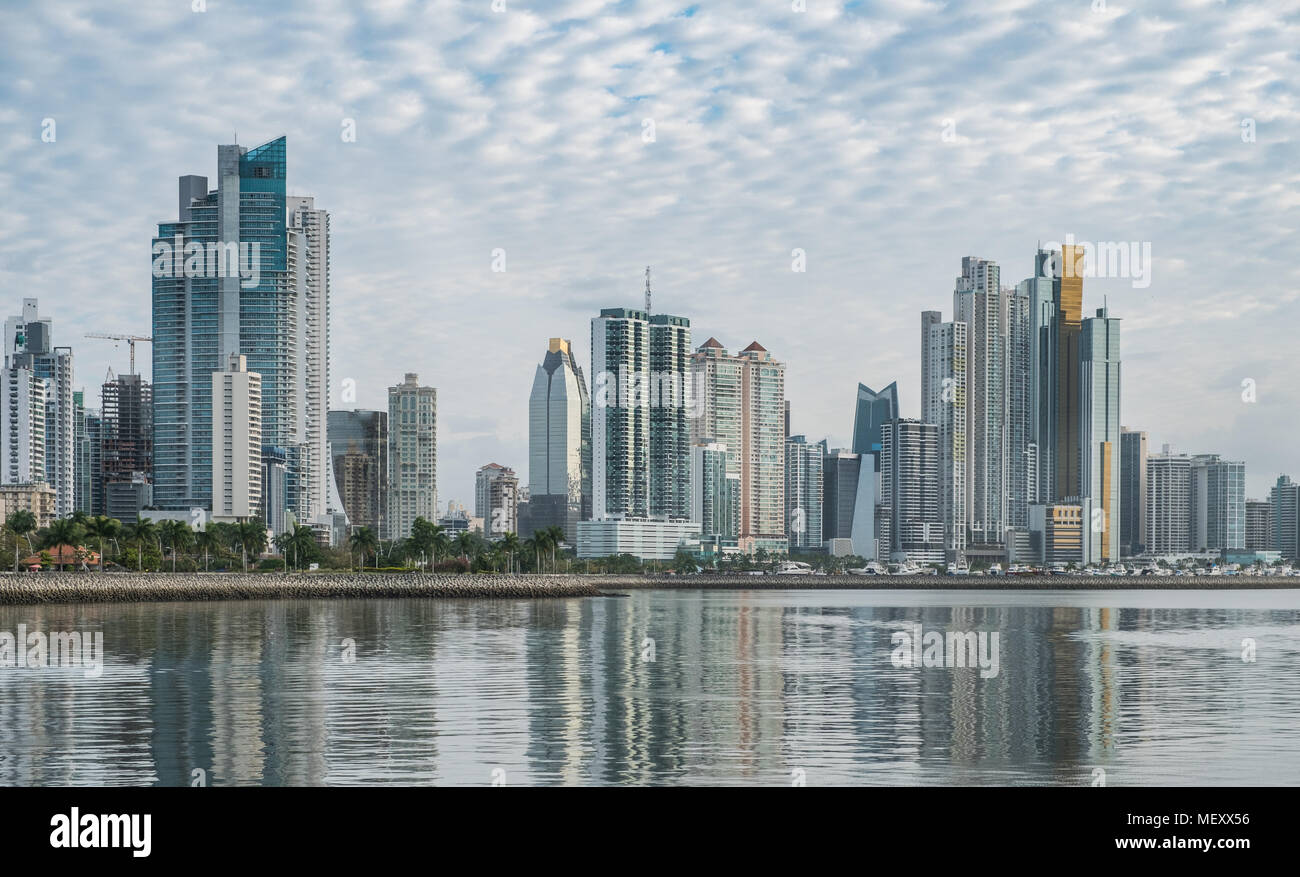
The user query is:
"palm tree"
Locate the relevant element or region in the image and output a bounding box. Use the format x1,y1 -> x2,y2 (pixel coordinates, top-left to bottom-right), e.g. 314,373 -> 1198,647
544,526 -> 566,573
122,516 -> 157,571
523,536 -> 540,573
286,524 -> 317,572
234,520 -> 268,572
42,518 -> 85,571
498,532 -> 521,574
6,509 -> 37,572
431,530 -> 451,572
348,527 -> 378,571
454,530 -> 477,566
409,517 -> 443,571
158,519 -> 194,572
84,516 -> 121,572
195,524 -> 221,572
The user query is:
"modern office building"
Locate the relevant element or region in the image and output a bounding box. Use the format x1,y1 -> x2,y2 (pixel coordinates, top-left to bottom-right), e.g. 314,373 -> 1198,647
1246,499 -> 1272,553
784,434 -> 823,551
1119,428 -> 1147,556
387,373 -> 437,542
261,446 -> 289,535
953,257 -> 1007,545
1028,502 -> 1085,566
851,382 -> 899,464
74,393 -> 104,517
152,137 -> 328,525
1019,248 -> 1057,507
4,299 -> 74,516
475,463 -> 519,538
649,314 -> 692,520
691,440 -> 739,550
822,446 -> 861,541
1189,454 -> 1246,552
591,308 -> 653,520
880,419 -> 944,564
1006,281 -> 1035,530
328,409 -> 388,535
920,311 -> 968,558
1270,475 -> 1299,561
527,338 -> 591,542
1080,306 -> 1121,564
1054,243 -> 1085,501
106,472 -> 153,522
1147,447 -> 1192,556
211,355 -> 262,522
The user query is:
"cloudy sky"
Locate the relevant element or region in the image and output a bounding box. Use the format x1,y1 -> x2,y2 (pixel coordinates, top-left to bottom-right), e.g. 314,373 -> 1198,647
2,0 -> 1297,507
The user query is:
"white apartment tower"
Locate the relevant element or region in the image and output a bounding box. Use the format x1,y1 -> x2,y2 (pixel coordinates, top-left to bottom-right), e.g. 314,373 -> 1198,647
287,196 -> 331,526
387,373 -> 437,541
212,354 -> 263,520
920,311 -> 968,558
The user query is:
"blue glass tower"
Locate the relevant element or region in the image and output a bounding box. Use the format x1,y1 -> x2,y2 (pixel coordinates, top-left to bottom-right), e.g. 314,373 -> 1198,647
850,382 -> 899,470
152,137 -> 298,514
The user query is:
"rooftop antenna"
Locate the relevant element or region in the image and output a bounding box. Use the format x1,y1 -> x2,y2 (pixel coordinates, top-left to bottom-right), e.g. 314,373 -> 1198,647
645,265 -> 651,315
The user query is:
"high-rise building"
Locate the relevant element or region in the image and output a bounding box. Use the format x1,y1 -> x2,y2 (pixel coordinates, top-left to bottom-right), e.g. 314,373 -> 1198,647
1028,502 -> 1085,566
152,137 -> 327,524
953,257 -> 1006,545
1054,244 -> 1085,500
387,373 -> 437,542
4,299 -> 74,515
1189,455 -> 1245,552
286,195 -> 331,527
690,338 -> 786,554
1006,281 -> 1034,530
1019,249 -> 1057,506
0,364 -> 46,487
649,315 -> 692,520
880,419 -> 944,564
527,338 -> 591,542
592,308 -> 650,520
920,311 -> 968,557
691,440 -> 739,548
328,409 -> 388,535
784,435 -> 823,551
101,373 -> 153,517
475,463 -> 519,538
1270,475 -> 1299,561
1147,448 -> 1191,556
850,382 -> 899,464
1080,306 -> 1121,563
74,393 -> 104,517
822,446 -> 862,542
212,355 -> 262,521
1246,499 -> 1272,553
1119,428 -> 1147,556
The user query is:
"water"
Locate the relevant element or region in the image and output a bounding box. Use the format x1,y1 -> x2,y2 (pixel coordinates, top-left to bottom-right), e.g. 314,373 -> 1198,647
1,588 -> 1298,786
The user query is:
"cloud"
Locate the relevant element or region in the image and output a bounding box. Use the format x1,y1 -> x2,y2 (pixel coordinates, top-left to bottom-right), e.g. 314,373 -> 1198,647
1,0 -> 1297,505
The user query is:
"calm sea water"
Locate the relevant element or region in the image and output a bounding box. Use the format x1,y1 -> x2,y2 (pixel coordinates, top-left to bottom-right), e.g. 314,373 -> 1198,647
1,588 -> 1298,786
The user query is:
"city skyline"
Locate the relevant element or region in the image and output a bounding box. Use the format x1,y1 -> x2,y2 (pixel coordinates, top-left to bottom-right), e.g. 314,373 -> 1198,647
3,1 -> 1297,509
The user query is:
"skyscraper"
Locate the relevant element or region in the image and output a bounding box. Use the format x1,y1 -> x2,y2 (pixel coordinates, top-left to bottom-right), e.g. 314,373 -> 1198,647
1147,448 -> 1191,556
1119,428 -> 1147,556
152,137 -> 328,525
1246,499 -> 1272,553
212,355 -> 262,521
101,373 -> 154,520
591,308 -> 650,520
821,446 -> 863,546
1019,249 -> 1057,506
1054,243 -> 1085,500
921,311 -> 968,558
4,299 -> 74,515
476,463 -> 519,538
0,362 -> 46,487
74,392 -> 103,517
952,256 -> 1006,545
328,409 -> 388,535
387,373 -> 437,541
649,314 -> 692,520
1080,306 -> 1121,563
691,440 -> 738,548
1189,455 -> 1245,552
880,418 -> 944,564
850,382 -> 899,464
784,434 -> 823,551
1006,280 -> 1034,530
527,338 -> 591,541
1270,475 -> 1299,561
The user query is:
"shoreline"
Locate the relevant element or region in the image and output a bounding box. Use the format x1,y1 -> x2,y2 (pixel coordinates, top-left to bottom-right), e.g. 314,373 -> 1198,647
0,571 -> 1296,605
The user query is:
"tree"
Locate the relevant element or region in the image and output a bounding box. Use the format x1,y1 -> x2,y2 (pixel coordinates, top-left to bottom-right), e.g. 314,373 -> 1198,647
409,517 -> 443,571
431,530 -> 451,572
498,532 -> 521,574
158,519 -> 193,572
234,520 -> 268,572
6,509 -> 37,573
84,516 -> 121,572
349,527 -> 378,571
454,530 -> 478,565
122,516 -> 158,572
287,524 -> 317,572
195,524 -> 221,572
543,526 -> 566,573
42,518 -> 85,571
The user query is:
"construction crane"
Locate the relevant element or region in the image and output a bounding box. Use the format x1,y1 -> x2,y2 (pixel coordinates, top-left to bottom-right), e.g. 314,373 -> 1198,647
84,333 -> 152,376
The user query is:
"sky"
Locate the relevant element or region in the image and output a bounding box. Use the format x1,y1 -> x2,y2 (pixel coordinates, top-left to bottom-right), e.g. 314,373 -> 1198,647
1,0 -> 1298,509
